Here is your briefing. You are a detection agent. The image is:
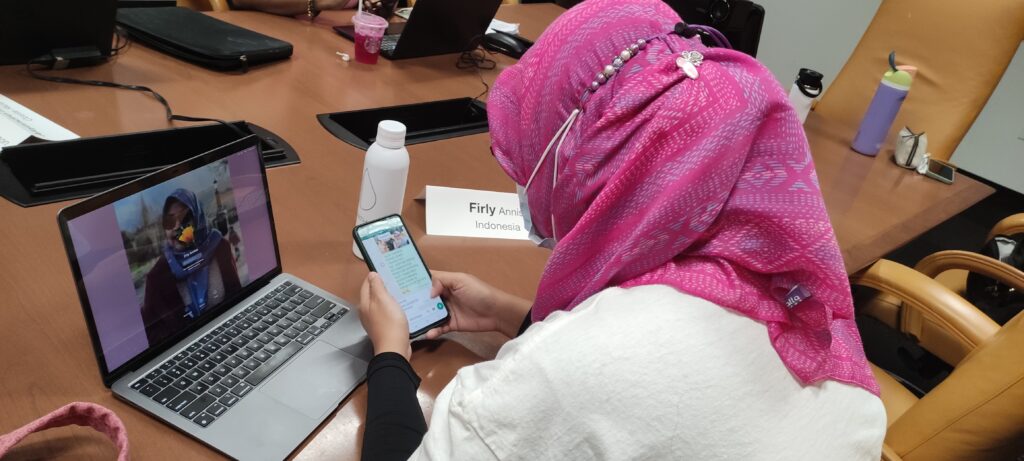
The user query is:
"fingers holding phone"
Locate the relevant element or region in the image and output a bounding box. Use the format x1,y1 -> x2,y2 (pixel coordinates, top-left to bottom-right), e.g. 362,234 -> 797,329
354,214 -> 532,343
353,214 -> 451,338
424,271 -> 501,339
359,272 -> 412,359
426,271 -> 533,340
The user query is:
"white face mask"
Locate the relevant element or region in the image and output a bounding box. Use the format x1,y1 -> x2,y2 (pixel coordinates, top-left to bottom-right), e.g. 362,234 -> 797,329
517,183 -> 555,249
517,109 -> 580,249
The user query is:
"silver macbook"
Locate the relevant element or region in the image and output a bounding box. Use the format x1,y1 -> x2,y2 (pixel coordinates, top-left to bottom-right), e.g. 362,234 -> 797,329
57,135 -> 371,460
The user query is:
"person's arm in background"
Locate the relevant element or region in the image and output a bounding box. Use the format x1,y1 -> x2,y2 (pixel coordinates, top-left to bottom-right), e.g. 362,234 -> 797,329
357,271 -> 532,461
230,0 -> 356,17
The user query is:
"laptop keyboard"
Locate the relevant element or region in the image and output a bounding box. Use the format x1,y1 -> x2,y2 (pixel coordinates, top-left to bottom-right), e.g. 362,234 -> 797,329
381,34 -> 399,55
129,281 -> 348,428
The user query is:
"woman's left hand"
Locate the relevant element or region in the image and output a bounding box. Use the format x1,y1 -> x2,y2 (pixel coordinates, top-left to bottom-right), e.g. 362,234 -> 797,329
358,272 -> 412,360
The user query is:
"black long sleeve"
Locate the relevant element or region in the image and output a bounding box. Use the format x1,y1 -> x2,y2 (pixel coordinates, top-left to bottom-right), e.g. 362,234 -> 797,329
361,352 -> 427,461
361,312 -> 532,460
517,310 -> 533,337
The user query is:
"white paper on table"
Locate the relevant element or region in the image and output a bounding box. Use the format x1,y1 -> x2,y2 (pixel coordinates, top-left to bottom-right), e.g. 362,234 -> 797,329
424,185 -> 528,240
487,19 -> 520,35
0,94 -> 78,150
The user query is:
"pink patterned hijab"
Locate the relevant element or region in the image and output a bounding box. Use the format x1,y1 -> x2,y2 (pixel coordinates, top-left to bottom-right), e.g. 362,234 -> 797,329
488,0 -> 878,394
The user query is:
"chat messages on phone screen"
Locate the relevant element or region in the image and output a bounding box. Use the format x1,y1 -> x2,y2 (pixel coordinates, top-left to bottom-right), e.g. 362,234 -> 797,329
360,218 -> 447,333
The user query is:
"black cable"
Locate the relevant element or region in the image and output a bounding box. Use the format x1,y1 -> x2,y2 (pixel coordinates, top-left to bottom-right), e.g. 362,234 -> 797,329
26,57 -> 247,138
456,47 -> 496,71
471,71 -> 490,105
111,26 -> 131,55
456,46 -> 496,106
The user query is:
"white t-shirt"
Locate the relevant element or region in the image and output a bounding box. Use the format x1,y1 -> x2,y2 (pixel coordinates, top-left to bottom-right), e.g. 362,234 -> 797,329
410,284 -> 886,460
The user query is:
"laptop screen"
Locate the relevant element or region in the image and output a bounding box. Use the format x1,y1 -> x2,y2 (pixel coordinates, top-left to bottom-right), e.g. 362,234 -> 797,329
64,144 -> 278,373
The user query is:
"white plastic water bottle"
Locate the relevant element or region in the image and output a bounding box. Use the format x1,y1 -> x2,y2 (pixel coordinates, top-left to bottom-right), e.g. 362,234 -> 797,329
788,68 -> 823,125
352,120 -> 409,259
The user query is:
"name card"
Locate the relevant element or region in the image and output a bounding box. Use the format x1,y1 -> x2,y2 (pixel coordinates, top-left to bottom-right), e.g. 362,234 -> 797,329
424,186 -> 528,240
0,94 -> 78,150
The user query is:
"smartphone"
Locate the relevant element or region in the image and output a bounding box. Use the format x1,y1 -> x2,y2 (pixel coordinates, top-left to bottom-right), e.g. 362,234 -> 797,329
353,214 -> 450,338
924,159 -> 956,184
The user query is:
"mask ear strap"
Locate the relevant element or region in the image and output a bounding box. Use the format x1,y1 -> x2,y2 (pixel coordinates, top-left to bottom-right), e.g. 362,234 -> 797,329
525,108 -> 581,189
549,109 -> 581,238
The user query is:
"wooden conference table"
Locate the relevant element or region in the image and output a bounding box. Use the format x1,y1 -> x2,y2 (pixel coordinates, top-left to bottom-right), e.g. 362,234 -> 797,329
0,4 -> 992,459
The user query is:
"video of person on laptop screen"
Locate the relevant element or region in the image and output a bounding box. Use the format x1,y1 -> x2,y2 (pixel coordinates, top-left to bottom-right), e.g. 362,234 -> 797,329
66,146 -> 277,372
115,159 -> 250,345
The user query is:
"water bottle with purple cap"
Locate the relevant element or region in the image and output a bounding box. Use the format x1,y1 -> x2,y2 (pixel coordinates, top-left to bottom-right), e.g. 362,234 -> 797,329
852,51 -> 914,156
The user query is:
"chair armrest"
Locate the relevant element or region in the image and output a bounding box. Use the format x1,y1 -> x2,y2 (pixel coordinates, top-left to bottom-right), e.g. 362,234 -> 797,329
987,213 -> 1024,241
915,250 -> 1024,293
851,260 -> 1000,365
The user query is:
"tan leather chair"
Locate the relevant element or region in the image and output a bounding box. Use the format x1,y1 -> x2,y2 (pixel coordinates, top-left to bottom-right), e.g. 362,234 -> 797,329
859,214 -> 1024,364
177,0 -> 231,11
852,259 -> 1024,460
814,0 -> 1024,161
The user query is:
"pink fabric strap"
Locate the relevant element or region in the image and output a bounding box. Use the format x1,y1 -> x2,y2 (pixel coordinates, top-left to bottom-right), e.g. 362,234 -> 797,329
0,402 -> 129,460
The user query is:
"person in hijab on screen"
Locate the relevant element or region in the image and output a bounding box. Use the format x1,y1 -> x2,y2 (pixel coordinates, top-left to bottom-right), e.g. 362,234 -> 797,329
355,0 -> 886,459
141,189 -> 241,346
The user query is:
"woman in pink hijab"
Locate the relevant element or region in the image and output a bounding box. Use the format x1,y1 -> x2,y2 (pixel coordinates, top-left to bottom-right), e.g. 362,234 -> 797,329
356,0 -> 886,459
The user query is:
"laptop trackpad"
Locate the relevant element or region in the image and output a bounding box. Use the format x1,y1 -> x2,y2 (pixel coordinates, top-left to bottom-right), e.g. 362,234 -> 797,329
260,341 -> 367,419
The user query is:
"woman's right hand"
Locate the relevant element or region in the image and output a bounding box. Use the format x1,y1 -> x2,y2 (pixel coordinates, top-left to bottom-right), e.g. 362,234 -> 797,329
424,271 -> 532,340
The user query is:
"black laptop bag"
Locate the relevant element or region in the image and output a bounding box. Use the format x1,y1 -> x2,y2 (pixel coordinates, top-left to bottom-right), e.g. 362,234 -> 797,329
116,7 -> 292,71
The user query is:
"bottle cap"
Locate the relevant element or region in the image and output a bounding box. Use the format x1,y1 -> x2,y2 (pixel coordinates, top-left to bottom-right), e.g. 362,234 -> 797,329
796,68 -> 823,97
375,120 -> 406,149
796,68 -> 823,90
883,51 -> 913,87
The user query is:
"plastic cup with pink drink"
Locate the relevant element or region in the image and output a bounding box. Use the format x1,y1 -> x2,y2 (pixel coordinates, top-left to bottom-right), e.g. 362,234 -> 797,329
352,12 -> 388,64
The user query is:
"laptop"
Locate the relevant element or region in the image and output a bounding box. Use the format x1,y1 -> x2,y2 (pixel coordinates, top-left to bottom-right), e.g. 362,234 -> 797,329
57,136 -> 372,460
334,0 -> 502,60
0,0 -> 117,65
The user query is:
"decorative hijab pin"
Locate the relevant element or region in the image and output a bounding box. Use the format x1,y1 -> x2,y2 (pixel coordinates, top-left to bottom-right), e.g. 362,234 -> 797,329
676,50 -> 703,79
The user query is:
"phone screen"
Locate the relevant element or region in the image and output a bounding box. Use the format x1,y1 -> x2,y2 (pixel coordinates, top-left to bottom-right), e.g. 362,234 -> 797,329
354,215 -> 449,337
926,160 -> 956,183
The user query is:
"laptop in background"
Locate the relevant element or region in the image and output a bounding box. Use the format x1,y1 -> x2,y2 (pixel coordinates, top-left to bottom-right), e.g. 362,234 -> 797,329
0,0 -> 117,65
57,136 -> 372,460
334,0 -> 502,60
665,0 -> 765,57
